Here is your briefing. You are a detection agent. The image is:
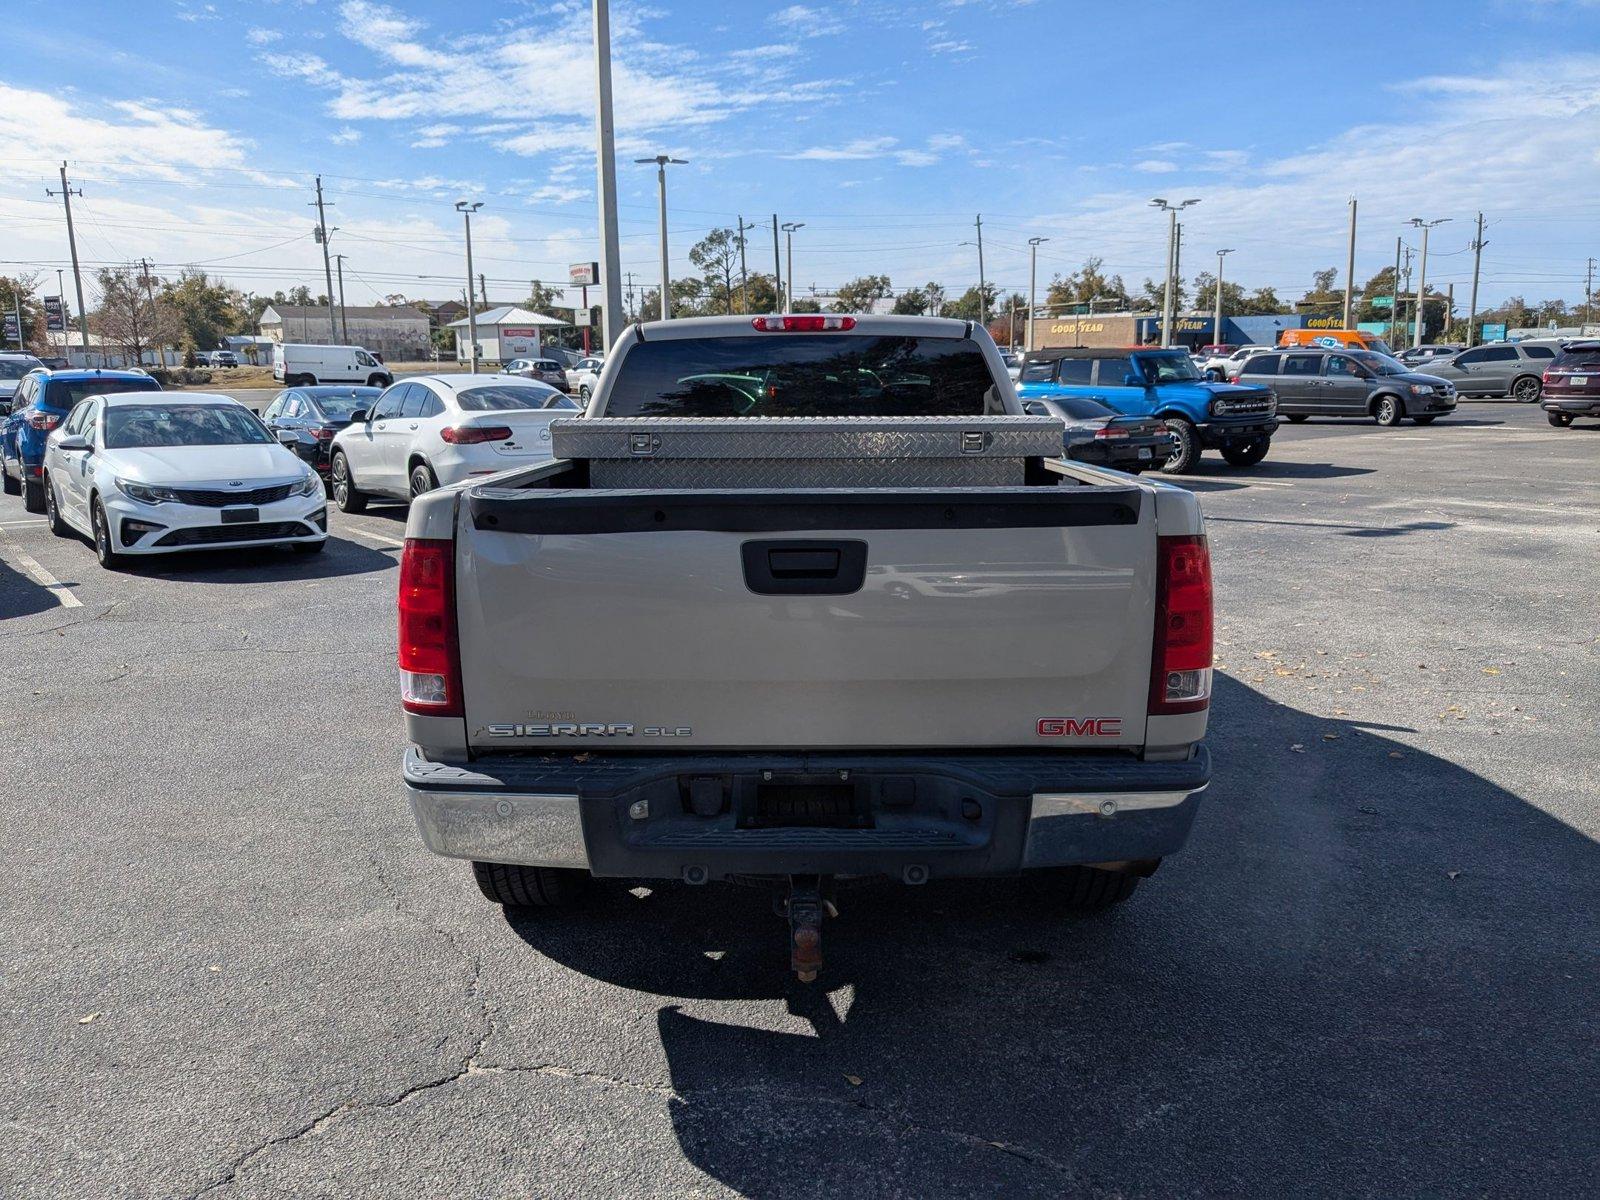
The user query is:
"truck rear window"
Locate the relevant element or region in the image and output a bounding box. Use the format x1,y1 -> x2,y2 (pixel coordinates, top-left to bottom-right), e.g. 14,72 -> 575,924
603,335 -> 1004,418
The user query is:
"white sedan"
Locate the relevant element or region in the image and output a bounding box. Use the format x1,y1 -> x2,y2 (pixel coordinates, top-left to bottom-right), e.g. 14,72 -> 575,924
565,355 -> 604,401
41,393 -> 327,569
328,374 -> 581,510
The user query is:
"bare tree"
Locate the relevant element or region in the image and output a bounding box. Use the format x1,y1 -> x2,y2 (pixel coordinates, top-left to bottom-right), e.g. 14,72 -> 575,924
92,266 -> 179,367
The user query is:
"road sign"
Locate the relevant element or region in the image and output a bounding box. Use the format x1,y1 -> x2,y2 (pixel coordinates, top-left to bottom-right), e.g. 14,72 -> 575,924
569,262 -> 599,287
1480,323 -> 1507,342
2,313 -> 18,344
44,296 -> 64,332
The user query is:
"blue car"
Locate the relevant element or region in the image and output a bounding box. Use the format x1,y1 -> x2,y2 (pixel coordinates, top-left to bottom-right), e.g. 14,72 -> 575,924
2,368 -> 161,512
1018,347 -> 1277,474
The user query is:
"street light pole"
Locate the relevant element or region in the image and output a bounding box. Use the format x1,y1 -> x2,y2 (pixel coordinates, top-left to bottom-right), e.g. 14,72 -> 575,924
1214,248 -> 1234,348
333,254 -> 350,344
1408,217 -> 1449,348
1027,236 -> 1048,352
592,0 -> 625,346
636,155 -> 687,320
455,201 -> 483,373
1342,197 -> 1358,330
1150,198 -> 1200,347
781,222 -> 805,311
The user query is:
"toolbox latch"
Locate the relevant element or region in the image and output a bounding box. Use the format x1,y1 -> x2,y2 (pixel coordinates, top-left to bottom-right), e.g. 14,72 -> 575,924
961,430 -> 991,454
629,432 -> 660,456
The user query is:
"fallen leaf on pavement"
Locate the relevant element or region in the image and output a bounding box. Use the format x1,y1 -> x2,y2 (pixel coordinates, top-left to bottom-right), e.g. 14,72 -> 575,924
1290,744 -> 1305,753
78,1013 -> 100,1025
844,1075 -> 863,1087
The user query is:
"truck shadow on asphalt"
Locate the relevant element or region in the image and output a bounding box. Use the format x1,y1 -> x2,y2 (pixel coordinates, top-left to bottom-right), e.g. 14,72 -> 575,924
1208,515 -> 1457,539
0,554 -> 61,620
504,673 -> 1597,1195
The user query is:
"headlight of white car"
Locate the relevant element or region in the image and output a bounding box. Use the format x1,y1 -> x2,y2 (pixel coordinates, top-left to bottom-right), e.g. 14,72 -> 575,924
116,477 -> 184,505
292,472 -> 322,498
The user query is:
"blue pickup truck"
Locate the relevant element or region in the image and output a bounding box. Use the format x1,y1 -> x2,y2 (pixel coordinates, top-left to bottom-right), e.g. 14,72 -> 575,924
1017,347 -> 1277,473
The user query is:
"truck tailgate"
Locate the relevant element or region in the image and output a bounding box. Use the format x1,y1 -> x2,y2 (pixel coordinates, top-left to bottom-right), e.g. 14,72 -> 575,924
454,485 -> 1156,751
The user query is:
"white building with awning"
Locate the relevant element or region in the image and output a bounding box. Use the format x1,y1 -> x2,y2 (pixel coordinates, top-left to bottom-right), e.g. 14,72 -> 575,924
446,306 -> 569,363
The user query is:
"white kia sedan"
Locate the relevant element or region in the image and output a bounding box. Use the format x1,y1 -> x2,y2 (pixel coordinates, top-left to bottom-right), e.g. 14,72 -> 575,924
41,393 -> 327,569
327,374 -> 580,510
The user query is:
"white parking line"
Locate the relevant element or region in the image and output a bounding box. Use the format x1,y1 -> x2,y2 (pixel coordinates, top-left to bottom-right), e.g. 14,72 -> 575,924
340,526 -> 406,548
0,529 -> 82,609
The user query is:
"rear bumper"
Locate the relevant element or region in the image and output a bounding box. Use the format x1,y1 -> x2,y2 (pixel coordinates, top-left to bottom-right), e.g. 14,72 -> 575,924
405,745 -> 1210,881
1543,396 -> 1600,416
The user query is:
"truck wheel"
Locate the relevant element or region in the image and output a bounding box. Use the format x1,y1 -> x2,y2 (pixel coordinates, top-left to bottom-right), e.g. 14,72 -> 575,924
1033,865 -> 1142,910
330,451 -> 367,513
22,476 -> 45,514
1512,375 -> 1542,403
471,861 -> 586,908
1158,419 -> 1200,474
1373,395 -> 1402,426
1548,412 -> 1572,427
1220,437 -> 1270,468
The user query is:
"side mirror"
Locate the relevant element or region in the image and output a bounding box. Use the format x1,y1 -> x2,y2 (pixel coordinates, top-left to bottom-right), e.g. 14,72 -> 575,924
1125,374 -> 1142,387
1022,401 -> 1051,417
349,409 -> 369,423
58,433 -> 90,452
276,430 -> 299,446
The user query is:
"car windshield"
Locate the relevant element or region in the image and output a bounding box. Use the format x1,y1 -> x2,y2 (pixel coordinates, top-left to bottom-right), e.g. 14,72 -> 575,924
1352,351 -> 1408,375
604,334 -> 1003,418
456,385 -> 559,412
0,359 -> 41,380
105,404 -> 270,449
1135,353 -> 1202,384
43,376 -> 161,410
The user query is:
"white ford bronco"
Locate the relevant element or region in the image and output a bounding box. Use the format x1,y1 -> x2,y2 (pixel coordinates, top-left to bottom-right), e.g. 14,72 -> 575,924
399,314 -> 1212,978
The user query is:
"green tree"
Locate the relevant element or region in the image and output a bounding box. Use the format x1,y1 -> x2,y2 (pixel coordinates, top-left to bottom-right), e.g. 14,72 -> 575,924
688,228 -> 744,314
1137,277 -> 1185,313
790,295 -> 822,314
1296,267 -> 1345,315
524,281 -> 566,319
943,282 -> 1000,322
891,281 -> 945,316
0,274 -> 45,354
1193,273 -> 1282,317
161,269 -> 242,353
1045,257 -> 1131,312
830,274 -> 893,314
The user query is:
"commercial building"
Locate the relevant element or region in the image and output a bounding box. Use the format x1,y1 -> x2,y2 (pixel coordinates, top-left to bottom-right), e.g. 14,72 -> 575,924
258,304 -> 431,360
1031,311 -> 1324,351
446,306 -> 569,363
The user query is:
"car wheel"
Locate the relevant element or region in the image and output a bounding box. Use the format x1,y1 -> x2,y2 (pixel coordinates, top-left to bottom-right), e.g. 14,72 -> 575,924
1548,412 -> 1573,427
91,497 -> 123,570
1413,415 -> 1438,425
22,476 -> 45,514
1285,414 -> 1309,423
1158,418 -> 1200,474
1204,369 -> 1222,382
409,462 -> 438,499
1373,395 -> 1403,426
367,375 -> 387,388
45,476 -> 68,536
1512,375 -> 1542,403
1220,437 -> 1270,468
331,451 -> 367,513
579,384 -> 592,401
470,861 -> 587,908
1028,864 -> 1144,910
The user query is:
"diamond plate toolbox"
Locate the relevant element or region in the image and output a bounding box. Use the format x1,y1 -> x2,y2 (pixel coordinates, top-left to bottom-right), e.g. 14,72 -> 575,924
549,415 -> 1065,489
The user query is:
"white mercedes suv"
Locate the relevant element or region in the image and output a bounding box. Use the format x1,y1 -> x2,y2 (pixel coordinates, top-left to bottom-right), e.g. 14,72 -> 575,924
41,392 -> 327,569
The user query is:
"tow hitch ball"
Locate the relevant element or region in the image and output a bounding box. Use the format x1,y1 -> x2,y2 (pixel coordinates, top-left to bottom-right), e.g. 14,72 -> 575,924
782,875 -> 836,983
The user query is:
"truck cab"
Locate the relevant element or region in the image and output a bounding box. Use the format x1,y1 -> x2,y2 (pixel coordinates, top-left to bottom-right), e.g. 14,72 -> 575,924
1017,347 -> 1276,473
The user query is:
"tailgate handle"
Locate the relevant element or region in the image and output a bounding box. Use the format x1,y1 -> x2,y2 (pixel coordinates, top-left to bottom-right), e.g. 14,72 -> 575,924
742,540 -> 868,596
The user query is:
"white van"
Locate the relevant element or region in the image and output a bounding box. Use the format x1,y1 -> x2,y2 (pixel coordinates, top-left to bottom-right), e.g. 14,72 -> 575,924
273,344 -> 394,388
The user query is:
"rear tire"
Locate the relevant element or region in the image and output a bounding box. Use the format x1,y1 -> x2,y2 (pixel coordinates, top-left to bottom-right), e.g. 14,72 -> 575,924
1158,418 -> 1201,475
1511,375 -> 1542,403
331,451 -> 367,513
409,461 -> 438,499
22,477 -> 45,514
44,475 -> 68,536
1032,864 -> 1143,910
471,861 -> 587,908
1548,412 -> 1573,427
1220,437 -> 1270,468
1373,395 -> 1403,426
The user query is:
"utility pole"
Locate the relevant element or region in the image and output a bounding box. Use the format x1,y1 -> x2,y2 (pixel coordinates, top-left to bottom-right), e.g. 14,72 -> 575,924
1027,236 -> 1048,352
736,216 -> 753,314
1214,248 -> 1234,348
334,254 -> 350,343
1584,256 -> 1595,331
46,163 -> 90,358
974,214 -> 987,327
1150,198 -> 1199,347
312,176 -> 337,343
636,155 -> 686,321
455,200 -> 483,373
1342,197 -> 1358,330
1390,236 -> 1403,347
1408,217 -> 1449,348
781,222 -> 805,311
771,214 -> 782,311
1467,213 -> 1486,346
138,257 -> 161,364
592,0 -> 625,348
624,271 -> 637,321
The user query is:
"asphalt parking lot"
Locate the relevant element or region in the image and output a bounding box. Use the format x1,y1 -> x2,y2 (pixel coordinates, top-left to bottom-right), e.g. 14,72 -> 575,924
1,403 -> 1595,1198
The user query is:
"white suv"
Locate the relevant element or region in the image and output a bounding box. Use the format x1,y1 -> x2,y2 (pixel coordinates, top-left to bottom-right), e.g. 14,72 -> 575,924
565,356 -> 604,401
328,374 -> 581,509
1200,346 -> 1266,381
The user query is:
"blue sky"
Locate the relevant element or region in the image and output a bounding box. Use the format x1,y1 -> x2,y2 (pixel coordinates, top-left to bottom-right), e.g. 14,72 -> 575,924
2,0 -> 1598,314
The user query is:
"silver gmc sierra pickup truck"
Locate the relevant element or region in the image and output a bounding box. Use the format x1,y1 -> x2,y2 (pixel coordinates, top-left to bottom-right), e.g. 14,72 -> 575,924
399,314 -> 1212,978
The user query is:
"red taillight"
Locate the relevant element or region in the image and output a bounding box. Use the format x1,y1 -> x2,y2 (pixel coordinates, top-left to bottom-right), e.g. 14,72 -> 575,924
309,425 -> 336,440
1149,535 -> 1213,715
750,315 -> 856,332
24,410 -> 62,431
398,538 -> 462,717
1094,426 -> 1129,439
439,424 -> 513,445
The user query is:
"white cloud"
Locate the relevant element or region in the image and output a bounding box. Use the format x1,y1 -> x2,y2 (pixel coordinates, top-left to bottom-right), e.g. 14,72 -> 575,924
330,127 -> 362,144
246,27 -> 282,45
769,4 -> 845,37
1133,159 -> 1178,173
784,137 -> 899,161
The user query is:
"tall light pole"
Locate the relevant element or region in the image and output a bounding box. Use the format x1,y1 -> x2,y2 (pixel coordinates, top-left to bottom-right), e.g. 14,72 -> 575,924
1342,197 -> 1358,329
1027,236 -> 1049,352
455,200 -> 483,372
1408,217 -> 1449,348
333,254 -> 350,344
636,155 -> 686,320
781,222 -> 805,311
1467,213 -> 1486,346
1214,248 -> 1234,348
592,0 -> 624,346
1150,198 -> 1199,347
974,214 -> 987,327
